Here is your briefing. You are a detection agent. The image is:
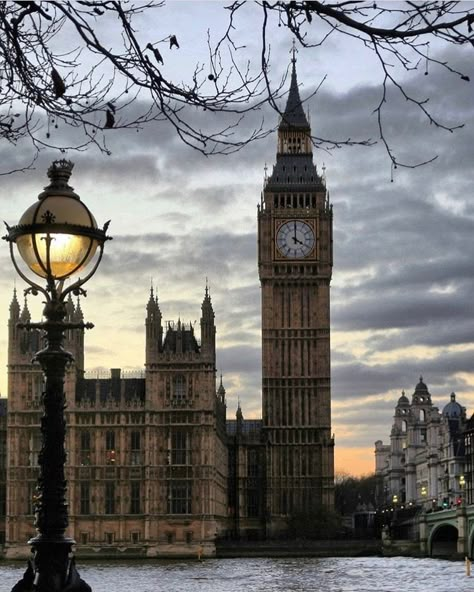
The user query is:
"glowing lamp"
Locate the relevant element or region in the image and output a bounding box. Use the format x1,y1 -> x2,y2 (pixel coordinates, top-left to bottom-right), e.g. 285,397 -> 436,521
5,160 -> 109,286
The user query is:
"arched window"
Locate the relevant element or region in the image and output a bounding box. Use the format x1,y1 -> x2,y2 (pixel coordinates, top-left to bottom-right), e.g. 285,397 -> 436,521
105,430 -> 116,465
173,375 -> 186,401
401,420 -> 407,433
420,409 -> 426,421
80,431 -> 91,466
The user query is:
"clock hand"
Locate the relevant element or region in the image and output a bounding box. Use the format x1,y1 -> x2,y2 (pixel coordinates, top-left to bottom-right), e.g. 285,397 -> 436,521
292,221 -> 299,244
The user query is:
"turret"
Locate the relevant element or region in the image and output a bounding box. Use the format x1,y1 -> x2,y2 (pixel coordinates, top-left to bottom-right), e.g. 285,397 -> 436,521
145,286 -> 163,364
8,289 -> 21,362
73,298 -> 84,322
217,374 -> 226,404
8,291 -> 40,365
65,293 -> 75,322
19,296 -> 30,324
200,284 -> 215,359
72,298 -> 85,373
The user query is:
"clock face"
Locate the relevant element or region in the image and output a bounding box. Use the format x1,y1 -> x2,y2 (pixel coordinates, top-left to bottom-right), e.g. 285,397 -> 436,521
276,220 -> 315,259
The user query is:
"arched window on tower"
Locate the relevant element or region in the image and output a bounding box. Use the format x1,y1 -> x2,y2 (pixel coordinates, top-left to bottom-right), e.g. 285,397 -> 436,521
80,431 -> 91,466
401,420 -> 407,433
173,375 -> 186,401
420,409 -> 426,421
105,430 -> 116,465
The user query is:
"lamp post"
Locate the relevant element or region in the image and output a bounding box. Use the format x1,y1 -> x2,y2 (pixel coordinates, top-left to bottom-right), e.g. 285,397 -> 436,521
3,160 -> 111,592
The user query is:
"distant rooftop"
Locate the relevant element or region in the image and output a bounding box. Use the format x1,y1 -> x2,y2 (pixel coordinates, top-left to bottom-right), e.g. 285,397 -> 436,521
226,419 -> 263,436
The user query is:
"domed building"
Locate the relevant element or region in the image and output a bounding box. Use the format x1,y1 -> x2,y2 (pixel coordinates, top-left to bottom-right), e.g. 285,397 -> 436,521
375,378 -> 467,509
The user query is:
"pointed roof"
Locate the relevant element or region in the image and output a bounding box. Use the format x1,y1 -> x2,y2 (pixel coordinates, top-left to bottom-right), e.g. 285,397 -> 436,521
236,400 -> 243,423
74,297 -> 84,321
20,296 -> 31,323
217,374 -> 226,397
279,53 -> 310,130
201,281 -> 214,316
65,293 -> 75,320
9,288 -> 20,319
146,285 -> 161,315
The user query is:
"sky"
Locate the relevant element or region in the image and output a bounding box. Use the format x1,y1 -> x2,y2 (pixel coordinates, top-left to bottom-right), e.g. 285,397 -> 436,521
0,1 -> 473,476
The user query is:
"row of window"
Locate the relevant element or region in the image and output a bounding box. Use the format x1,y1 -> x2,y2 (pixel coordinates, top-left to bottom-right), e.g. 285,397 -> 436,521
78,531 -> 195,545
81,430 -> 142,452
78,480 -> 193,515
272,193 -> 319,209
79,430 -> 192,467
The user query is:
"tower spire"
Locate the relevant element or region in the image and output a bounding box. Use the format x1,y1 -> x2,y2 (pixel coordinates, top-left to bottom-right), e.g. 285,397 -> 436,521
9,287 -> 20,321
291,38 -> 297,64
280,45 -> 309,131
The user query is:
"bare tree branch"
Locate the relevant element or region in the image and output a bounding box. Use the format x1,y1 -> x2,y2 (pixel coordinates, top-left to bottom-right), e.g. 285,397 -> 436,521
0,1 -> 472,172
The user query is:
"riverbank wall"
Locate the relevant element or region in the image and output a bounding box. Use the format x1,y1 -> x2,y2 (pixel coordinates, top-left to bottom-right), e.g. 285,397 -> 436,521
216,539 -> 383,558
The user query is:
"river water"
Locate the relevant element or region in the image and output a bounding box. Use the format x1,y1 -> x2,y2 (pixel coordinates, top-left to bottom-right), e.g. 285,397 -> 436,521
0,556 -> 470,592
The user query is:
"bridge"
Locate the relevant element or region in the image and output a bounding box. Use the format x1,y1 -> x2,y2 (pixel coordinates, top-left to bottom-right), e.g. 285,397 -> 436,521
420,505 -> 474,558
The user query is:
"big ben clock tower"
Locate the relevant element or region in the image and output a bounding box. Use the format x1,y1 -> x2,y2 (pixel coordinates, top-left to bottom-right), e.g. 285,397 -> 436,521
258,55 -> 334,535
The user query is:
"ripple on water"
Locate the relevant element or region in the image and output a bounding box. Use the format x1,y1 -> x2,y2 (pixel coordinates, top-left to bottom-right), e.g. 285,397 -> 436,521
0,556 -> 472,592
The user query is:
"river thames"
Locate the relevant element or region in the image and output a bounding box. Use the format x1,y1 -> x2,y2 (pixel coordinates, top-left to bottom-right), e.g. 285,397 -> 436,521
0,556 -> 471,591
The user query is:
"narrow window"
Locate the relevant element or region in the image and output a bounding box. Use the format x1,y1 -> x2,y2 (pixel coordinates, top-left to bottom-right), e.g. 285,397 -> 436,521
80,482 -> 90,514
105,430 -> 116,465
130,430 -> 142,465
171,430 -> 189,465
105,482 -> 116,514
173,375 -> 186,401
131,532 -> 140,544
130,481 -> 141,514
80,431 -> 91,466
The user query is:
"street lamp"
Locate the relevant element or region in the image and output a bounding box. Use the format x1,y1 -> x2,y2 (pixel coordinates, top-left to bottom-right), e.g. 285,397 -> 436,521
4,160 -> 111,592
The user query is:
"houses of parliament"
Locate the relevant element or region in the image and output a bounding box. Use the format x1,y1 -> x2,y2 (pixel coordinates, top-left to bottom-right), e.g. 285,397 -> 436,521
0,59 -> 335,558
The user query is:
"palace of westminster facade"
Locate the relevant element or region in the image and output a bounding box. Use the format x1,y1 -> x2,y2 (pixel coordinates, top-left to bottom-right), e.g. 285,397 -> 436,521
0,61 -> 335,558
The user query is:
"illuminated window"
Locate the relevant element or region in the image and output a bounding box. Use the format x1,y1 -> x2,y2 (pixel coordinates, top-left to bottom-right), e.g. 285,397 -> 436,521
105,431 -> 116,465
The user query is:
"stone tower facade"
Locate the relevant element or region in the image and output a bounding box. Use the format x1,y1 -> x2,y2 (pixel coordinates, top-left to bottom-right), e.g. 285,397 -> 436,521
143,286 -> 228,552
258,57 -> 334,535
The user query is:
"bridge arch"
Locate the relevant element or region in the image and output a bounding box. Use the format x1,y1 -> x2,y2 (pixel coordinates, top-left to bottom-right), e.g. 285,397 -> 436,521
468,526 -> 474,559
429,523 -> 458,557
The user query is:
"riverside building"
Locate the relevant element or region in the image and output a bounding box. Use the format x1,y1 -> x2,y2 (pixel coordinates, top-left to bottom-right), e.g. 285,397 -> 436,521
0,58 -> 334,557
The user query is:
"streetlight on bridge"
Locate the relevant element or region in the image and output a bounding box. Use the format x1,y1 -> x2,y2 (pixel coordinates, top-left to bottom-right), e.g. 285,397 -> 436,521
4,160 -> 111,592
